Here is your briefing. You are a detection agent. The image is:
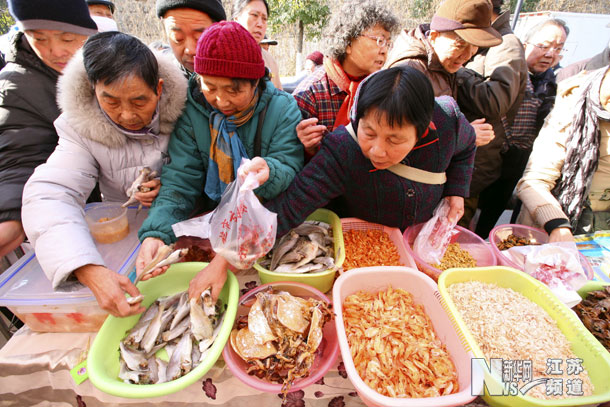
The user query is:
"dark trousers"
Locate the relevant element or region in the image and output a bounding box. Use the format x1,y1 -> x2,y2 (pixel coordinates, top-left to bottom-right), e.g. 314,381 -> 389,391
474,146 -> 532,239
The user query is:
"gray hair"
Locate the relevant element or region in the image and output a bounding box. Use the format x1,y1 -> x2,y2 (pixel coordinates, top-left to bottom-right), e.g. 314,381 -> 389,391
323,0 -> 399,63
523,18 -> 569,43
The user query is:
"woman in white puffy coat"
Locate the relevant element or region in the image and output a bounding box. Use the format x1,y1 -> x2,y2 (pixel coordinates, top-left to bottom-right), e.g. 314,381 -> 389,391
22,32 -> 187,317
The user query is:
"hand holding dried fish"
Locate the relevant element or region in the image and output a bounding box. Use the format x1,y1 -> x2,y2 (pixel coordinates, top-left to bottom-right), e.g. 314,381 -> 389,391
135,244 -> 188,284
122,167 -> 158,210
260,221 -> 335,274
229,289 -> 332,397
117,289 -> 226,384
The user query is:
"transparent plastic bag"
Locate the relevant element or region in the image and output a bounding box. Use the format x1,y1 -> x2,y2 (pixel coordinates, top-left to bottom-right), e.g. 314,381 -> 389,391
505,242 -> 588,307
413,199 -> 458,264
208,160 -> 277,269
172,159 -> 277,269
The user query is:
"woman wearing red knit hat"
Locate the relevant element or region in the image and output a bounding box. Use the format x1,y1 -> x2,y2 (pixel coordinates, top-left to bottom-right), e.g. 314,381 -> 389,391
136,21 -> 303,297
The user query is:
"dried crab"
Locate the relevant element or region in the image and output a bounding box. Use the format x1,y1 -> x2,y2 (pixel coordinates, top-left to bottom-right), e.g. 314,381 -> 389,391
229,289 -> 332,396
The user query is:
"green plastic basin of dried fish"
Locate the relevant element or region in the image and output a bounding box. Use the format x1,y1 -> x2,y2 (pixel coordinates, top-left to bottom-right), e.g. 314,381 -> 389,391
258,221 -> 335,274
117,289 -> 226,384
431,243 -> 476,271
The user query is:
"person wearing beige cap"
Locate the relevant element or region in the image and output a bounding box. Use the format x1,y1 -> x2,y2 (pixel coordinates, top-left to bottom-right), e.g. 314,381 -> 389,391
387,0 -> 501,95
455,0 -> 528,236
386,0 -> 500,150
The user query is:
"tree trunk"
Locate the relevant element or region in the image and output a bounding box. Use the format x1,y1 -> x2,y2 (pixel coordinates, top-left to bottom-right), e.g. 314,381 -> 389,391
296,19 -> 304,74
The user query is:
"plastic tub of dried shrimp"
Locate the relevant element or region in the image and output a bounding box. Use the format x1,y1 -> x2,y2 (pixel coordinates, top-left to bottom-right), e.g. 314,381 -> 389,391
87,262 -> 239,398
437,266 -> 610,407
339,218 -> 416,274
403,223 -> 496,281
333,266 -> 482,407
254,208 -> 345,293
222,281 -> 339,394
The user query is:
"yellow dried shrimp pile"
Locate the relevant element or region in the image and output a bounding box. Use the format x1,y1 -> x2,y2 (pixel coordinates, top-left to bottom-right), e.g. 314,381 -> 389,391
432,243 -> 476,271
448,281 -> 594,400
343,286 -> 458,398
343,230 -> 403,271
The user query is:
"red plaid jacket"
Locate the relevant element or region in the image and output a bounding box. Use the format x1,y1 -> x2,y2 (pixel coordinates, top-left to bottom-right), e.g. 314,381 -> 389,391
292,66 -> 346,129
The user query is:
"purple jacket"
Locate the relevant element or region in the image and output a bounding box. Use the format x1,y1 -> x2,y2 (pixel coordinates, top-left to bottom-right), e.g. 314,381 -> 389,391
266,96 -> 476,236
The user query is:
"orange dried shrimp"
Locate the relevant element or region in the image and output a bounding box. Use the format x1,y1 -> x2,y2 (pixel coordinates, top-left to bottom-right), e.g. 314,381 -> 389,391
343,230 -> 403,270
343,286 -> 458,398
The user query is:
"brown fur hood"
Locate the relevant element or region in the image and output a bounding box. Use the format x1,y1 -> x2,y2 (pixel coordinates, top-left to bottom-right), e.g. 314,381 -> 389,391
57,49 -> 188,148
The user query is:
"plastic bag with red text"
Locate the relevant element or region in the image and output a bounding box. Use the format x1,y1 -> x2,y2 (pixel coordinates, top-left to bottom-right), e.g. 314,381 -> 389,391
208,159 -> 277,269
413,199 -> 458,264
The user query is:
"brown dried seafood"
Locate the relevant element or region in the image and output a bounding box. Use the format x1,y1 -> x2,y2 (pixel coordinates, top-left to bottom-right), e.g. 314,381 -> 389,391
573,285 -> 610,352
229,289 -> 332,395
497,234 -> 537,250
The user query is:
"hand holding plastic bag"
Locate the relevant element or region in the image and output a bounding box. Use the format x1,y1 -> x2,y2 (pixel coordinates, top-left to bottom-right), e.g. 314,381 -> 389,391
172,159 -> 277,269
413,199 -> 458,264
209,159 -> 277,269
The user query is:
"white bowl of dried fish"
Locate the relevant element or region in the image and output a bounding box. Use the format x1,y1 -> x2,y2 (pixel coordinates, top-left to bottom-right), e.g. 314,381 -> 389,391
254,209 -> 345,293
87,262 -> 239,398
222,281 -> 339,396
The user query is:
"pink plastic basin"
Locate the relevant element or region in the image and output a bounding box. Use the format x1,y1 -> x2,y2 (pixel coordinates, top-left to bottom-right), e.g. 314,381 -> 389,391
340,218 -> 417,274
403,224 -> 497,281
222,281 -> 339,394
489,224 -> 594,279
333,266 -> 482,407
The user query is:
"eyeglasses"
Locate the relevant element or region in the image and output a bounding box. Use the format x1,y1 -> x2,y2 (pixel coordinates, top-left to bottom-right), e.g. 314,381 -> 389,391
532,43 -> 564,54
362,34 -> 391,48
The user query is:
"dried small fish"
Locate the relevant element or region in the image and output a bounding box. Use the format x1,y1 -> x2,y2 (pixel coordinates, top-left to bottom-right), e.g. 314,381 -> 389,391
119,360 -> 144,384
126,295 -> 144,305
273,263 -> 325,274
122,167 -> 158,210
118,289 -> 224,385
170,292 -> 190,330
119,342 -> 148,372
124,302 -> 159,348
167,332 -> 193,380
270,232 -> 299,270
162,316 -> 190,342
190,296 -> 214,341
141,303 -> 166,354
263,221 -> 334,274
155,248 -> 189,269
135,244 -> 175,284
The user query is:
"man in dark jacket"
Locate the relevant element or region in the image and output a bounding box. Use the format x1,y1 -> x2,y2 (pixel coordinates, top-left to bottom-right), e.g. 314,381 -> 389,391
0,0 -> 97,257
456,0 -> 528,236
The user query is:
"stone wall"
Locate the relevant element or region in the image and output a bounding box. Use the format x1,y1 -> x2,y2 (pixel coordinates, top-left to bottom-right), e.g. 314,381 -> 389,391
113,0 -> 164,44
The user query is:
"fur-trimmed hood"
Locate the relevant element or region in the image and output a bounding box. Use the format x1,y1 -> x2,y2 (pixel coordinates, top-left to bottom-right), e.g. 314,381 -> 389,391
57,49 -> 188,148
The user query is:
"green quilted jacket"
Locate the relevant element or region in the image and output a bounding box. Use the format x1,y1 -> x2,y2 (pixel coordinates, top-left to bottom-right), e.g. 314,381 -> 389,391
139,76 -> 303,243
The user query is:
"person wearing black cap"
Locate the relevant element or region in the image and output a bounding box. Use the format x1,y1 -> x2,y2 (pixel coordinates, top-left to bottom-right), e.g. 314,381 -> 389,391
156,0 -> 226,76
0,0 -> 97,258
86,0 -> 115,20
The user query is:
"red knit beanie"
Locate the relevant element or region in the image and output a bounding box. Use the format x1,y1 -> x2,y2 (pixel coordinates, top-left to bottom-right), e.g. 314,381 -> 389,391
194,21 -> 265,79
